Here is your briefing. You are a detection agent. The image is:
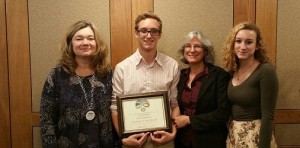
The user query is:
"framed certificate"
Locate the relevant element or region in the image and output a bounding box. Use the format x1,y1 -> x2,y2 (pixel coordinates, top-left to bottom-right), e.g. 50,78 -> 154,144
117,91 -> 172,137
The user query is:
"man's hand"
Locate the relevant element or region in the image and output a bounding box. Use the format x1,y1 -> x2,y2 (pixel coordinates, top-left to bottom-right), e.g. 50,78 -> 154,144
150,125 -> 176,145
122,132 -> 149,147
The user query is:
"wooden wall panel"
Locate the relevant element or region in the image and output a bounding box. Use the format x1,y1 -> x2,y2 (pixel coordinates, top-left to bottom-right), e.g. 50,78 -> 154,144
110,0 -> 133,68
234,0 -> 256,25
275,110 -> 300,124
0,0 -> 11,147
256,0 -> 277,63
6,0 -> 32,147
131,0 -> 153,51
32,113 -> 40,127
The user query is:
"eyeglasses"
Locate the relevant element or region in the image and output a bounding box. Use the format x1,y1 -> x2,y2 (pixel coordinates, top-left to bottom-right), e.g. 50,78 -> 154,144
137,28 -> 161,37
184,44 -> 204,50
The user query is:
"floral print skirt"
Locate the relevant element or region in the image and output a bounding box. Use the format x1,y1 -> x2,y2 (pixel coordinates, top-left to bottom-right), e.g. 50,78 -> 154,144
226,120 -> 277,148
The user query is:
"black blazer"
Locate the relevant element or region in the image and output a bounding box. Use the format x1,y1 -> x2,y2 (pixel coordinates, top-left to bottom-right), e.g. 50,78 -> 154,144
175,64 -> 231,148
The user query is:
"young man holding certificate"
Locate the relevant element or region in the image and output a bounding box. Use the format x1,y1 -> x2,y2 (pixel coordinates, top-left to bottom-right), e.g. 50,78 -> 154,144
110,11 -> 180,148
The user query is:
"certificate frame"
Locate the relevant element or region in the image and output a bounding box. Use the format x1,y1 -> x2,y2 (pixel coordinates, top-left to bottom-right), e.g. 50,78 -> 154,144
117,91 -> 172,137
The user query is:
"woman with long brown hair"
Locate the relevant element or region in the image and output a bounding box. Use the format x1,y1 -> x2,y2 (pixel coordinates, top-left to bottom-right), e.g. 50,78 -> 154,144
40,20 -> 115,147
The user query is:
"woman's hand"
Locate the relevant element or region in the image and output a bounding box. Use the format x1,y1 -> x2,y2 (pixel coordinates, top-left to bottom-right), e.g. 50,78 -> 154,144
174,115 -> 190,128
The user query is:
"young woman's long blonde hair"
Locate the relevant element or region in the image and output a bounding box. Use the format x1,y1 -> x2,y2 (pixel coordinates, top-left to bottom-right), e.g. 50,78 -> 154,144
222,22 -> 271,72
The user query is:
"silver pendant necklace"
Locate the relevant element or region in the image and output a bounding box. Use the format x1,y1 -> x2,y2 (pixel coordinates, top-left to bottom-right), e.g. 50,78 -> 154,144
77,74 -> 96,121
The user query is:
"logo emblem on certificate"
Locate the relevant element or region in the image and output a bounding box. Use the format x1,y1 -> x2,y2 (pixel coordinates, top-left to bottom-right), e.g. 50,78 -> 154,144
135,99 -> 150,112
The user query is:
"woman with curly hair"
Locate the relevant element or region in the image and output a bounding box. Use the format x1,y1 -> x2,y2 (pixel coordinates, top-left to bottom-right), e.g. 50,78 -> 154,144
222,22 -> 278,148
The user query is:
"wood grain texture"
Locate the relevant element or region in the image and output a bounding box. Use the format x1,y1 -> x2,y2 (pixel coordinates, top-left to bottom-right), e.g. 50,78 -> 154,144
32,113 -> 40,127
275,110 -> 300,124
256,0 -> 277,64
110,0 -> 133,68
6,0 -> 32,147
0,0 -> 11,147
234,0 -> 255,25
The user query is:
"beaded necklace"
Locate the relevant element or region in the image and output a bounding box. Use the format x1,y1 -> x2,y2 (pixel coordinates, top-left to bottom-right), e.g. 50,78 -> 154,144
77,74 -> 96,121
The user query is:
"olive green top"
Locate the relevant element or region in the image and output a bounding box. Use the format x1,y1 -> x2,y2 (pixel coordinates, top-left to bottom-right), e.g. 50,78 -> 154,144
228,63 -> 278,148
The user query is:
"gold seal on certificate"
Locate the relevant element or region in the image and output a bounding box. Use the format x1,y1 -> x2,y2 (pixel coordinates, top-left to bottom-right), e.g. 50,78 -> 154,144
117,91 -> 172,137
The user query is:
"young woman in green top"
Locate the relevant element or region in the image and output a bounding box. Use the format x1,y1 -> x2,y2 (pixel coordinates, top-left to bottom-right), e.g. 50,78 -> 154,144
222,22 -> 278,148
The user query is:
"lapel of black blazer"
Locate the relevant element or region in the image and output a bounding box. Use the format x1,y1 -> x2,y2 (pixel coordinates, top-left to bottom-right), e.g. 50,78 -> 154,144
177,68 -> 187,107
196,64 -> 215,102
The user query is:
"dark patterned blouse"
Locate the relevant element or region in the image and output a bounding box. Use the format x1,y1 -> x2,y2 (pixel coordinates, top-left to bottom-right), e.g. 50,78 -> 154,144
40,66 -> 115,148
